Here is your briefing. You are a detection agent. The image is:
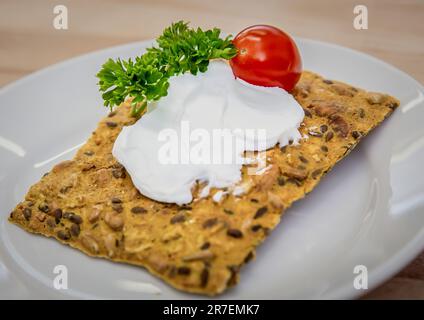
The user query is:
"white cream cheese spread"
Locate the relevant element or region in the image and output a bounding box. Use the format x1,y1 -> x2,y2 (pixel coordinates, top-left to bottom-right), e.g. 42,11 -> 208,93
113,60 -> 304,205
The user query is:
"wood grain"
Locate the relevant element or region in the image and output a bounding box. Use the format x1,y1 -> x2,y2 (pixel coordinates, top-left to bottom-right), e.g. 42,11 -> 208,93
0,0 -> 423,299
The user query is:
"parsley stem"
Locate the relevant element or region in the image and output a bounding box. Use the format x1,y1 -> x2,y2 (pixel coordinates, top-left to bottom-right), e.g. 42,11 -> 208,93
130,100 -> 147,118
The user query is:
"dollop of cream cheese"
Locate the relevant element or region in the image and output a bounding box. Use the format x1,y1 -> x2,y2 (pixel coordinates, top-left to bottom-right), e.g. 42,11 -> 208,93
113,60 -> 304,205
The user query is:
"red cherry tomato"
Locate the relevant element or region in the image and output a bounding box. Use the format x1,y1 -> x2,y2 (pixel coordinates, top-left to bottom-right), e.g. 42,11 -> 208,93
230,25 -> 302,92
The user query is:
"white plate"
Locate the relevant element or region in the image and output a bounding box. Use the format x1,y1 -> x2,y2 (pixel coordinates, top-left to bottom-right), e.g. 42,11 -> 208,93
0,38 -> 423,299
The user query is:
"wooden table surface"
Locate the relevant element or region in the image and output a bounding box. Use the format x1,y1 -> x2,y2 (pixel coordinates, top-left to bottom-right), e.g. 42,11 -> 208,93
0,0 -> 423,299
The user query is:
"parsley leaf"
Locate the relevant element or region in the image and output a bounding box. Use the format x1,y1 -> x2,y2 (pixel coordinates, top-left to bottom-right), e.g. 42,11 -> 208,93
96,21 -> 237,117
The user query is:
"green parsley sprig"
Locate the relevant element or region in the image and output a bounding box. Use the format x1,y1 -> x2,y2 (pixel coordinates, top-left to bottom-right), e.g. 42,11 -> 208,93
96,21 -> 237,117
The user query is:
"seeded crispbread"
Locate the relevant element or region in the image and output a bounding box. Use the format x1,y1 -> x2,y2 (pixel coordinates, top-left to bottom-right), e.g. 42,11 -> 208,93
8,71 -> 399,295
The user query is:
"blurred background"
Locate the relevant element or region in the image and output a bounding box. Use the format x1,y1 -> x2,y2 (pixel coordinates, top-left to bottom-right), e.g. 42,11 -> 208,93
0,0 -> 423,299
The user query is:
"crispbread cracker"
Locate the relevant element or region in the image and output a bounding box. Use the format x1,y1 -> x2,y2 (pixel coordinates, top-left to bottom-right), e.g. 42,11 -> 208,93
9,71 -> 399,295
